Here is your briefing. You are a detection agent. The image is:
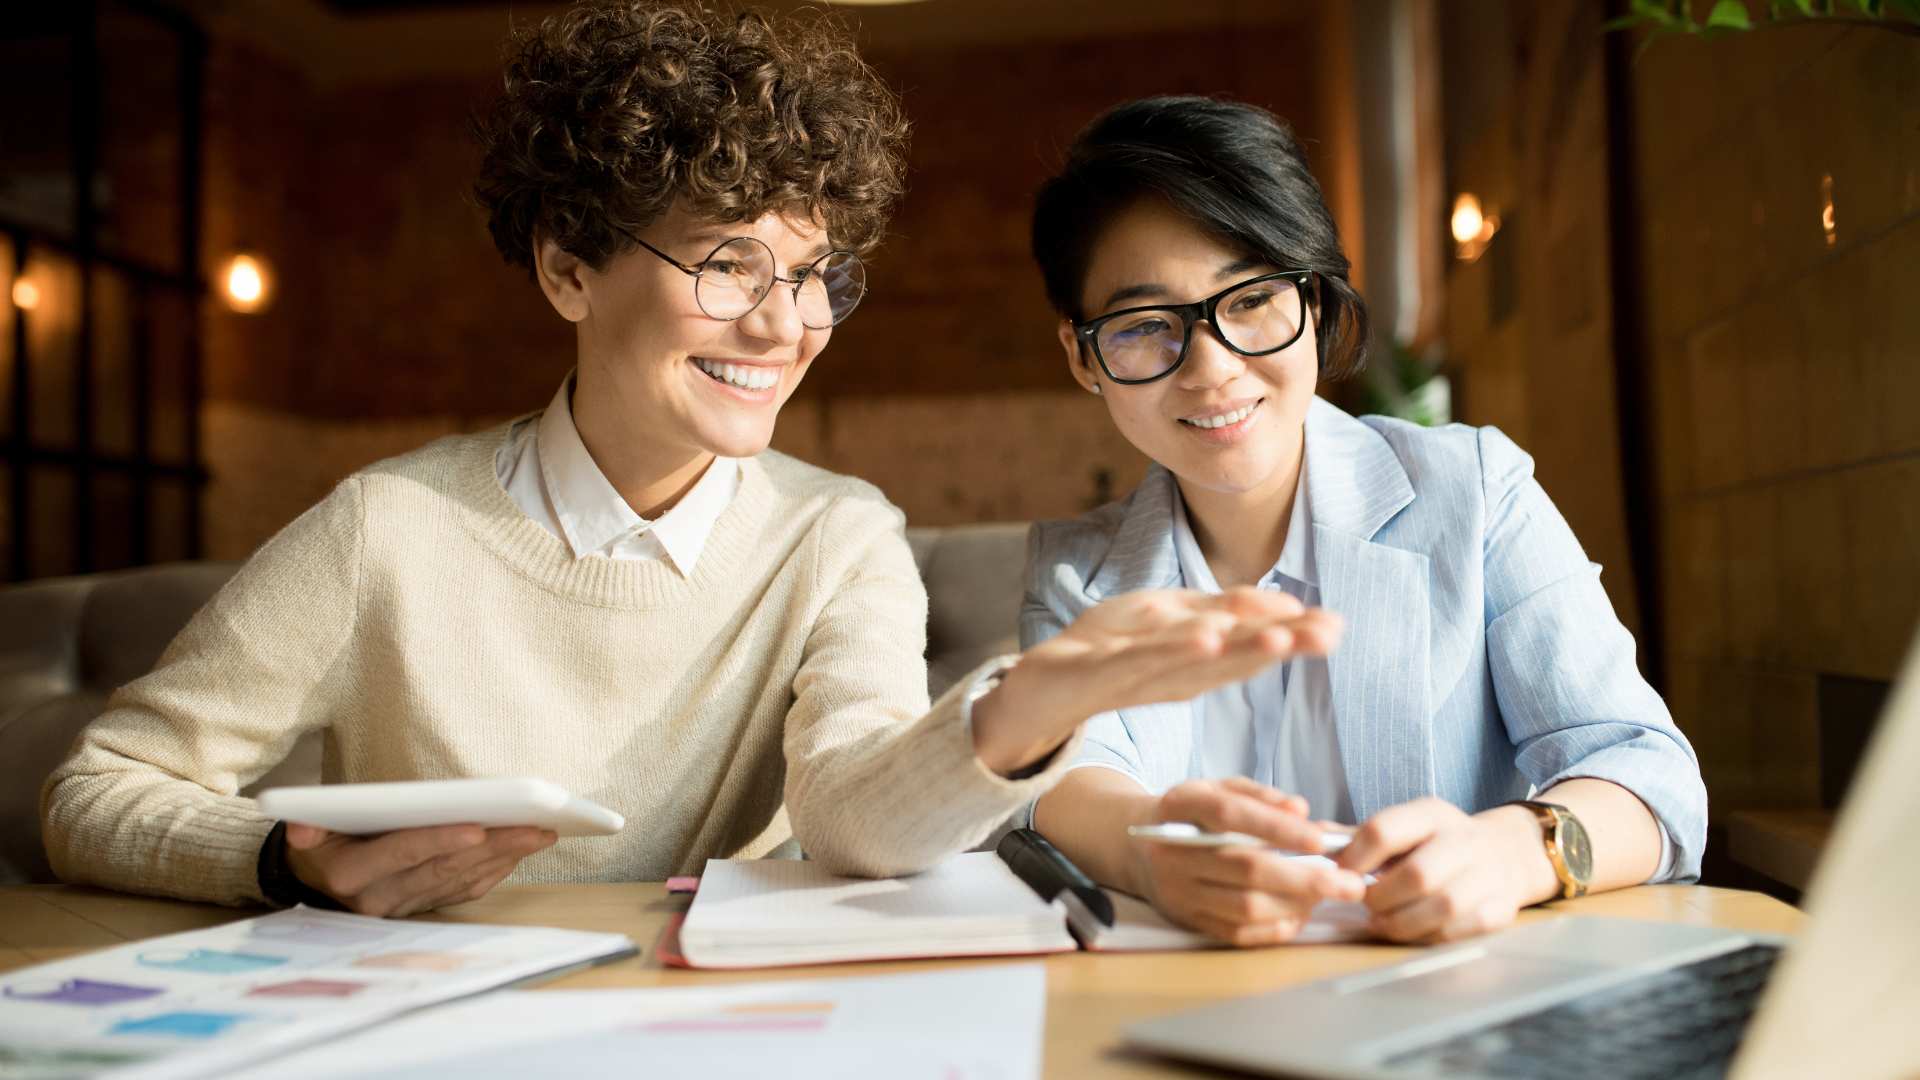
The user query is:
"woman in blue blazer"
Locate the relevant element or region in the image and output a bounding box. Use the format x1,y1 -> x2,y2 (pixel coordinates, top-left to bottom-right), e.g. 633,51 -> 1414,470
1023,97 -> 1707,946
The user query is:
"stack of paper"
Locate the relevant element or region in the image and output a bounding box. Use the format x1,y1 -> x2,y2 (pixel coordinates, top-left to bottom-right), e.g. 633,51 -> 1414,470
221,963 -> 1048,1080
0,907 -> 633,1080
677,853 -> 1077,968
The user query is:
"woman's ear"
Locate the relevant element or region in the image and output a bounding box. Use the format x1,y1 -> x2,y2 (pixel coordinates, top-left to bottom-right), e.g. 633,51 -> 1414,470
1057,320 -> 1102,394
535,239 -> 592,324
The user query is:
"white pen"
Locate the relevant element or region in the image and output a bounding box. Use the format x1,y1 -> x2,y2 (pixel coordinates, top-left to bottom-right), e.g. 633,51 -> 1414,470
1128,821 -> 1353,855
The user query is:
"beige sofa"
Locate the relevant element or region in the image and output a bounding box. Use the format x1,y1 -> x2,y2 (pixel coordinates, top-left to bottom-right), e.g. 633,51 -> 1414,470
0,523 -> 1030,884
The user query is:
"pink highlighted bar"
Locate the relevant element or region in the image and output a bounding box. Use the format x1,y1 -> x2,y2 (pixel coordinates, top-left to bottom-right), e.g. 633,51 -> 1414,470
665,877 -> 701,894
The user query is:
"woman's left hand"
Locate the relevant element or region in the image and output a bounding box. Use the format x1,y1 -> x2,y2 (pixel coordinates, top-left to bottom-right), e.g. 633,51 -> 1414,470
1335,798 -> 1561,944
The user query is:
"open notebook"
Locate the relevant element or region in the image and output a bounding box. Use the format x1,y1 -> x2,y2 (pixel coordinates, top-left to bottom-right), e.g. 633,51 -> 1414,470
673,835 -> 1373,969
676,853 -> 1077,968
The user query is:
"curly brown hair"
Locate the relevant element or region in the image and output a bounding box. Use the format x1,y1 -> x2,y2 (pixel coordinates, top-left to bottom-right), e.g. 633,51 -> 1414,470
475,0 -> 909,274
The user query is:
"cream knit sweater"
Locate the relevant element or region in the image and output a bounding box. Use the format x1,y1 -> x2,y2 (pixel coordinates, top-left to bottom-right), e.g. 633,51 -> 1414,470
41,425 -> 1080,906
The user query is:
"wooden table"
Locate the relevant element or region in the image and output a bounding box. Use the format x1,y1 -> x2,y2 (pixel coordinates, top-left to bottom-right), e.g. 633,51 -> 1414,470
0,883 -> 1802,1078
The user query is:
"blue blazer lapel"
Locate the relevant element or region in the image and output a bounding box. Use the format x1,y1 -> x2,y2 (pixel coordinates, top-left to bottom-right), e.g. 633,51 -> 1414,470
1305,399 -> 1435,822
1086,463 -> 1184,600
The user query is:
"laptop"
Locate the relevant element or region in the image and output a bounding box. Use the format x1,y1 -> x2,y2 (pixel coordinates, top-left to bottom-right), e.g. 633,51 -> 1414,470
1124,628 -> 1920,1080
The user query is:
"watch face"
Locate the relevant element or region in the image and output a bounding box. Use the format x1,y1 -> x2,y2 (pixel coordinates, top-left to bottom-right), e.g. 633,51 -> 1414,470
1557,813 -> 1595,884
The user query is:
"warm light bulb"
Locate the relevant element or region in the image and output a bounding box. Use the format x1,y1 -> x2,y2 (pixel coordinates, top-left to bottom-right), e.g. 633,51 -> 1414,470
1451,194 -> 1484,245
220,252 -> 275,313
228,260 -> 261,302
10,278 -> 39,310
1821,174 -> 1836,246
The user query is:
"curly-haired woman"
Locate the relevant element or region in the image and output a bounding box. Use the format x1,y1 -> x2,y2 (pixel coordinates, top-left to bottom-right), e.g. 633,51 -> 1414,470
42,4 -> 1340,916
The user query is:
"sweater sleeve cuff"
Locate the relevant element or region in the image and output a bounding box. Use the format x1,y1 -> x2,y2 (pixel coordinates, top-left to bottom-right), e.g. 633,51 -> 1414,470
795,657 -> 1089,879
956,654 -> 1065,781
952,654 -> 1085,789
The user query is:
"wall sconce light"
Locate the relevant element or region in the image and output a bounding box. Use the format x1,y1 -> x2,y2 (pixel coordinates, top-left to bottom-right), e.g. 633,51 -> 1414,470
1451,193 -> 1499,262
220,252 -> 275,313
1821,174 -> 1836,246
10,276 -> 39,310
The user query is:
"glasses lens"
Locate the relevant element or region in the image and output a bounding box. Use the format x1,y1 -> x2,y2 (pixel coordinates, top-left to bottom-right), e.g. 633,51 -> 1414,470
796,252 -> 867,329
693,238 -> 773,321
1096,309 -> 1188,381
1214,276 -> 1304,354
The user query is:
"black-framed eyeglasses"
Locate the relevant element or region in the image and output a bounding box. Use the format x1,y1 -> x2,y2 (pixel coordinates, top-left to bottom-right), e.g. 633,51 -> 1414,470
1073,270 -> 1314,385
627,233 -> 869,329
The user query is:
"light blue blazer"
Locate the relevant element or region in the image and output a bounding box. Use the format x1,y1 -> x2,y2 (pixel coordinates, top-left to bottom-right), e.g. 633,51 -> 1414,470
1020,397 -> 1707,881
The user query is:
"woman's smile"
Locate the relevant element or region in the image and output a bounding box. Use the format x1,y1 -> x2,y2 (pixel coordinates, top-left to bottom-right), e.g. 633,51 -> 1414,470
692,356 -> 784,397
1179,396 -> 1264,439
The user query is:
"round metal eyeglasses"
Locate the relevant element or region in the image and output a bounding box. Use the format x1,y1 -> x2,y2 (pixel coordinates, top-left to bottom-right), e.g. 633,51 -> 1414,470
630,233 -> 868,329
1073,270 -> 1315,385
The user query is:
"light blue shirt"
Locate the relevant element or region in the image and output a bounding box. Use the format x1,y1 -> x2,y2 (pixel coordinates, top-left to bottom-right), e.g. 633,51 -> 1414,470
1167,453 -> 1354,824
1021,397 -> 1705,882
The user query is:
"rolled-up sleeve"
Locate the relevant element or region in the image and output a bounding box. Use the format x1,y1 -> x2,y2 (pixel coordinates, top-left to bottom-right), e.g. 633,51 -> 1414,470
1478,426 -> 1707,882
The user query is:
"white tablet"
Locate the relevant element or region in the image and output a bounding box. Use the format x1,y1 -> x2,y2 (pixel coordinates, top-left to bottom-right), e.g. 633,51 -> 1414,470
257,778 -> 625,838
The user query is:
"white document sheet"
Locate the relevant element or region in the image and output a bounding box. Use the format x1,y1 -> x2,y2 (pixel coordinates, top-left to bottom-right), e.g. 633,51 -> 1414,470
0,907 -> 633,1080
679,852 -> 1077,967
1064,887 -> 1373,951
221,963 -> 1049,1080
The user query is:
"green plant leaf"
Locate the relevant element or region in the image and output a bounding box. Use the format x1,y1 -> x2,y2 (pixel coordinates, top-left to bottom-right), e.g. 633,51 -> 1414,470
1707,0 -> 1755,28
1886,0 -> 1920,19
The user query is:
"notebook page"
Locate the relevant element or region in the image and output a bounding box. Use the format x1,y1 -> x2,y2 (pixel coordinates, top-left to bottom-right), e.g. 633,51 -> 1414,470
686,852 -> 1056,933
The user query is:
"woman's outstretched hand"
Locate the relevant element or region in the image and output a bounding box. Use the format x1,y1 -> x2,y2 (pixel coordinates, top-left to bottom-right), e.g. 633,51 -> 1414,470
970,587 -> 1344,775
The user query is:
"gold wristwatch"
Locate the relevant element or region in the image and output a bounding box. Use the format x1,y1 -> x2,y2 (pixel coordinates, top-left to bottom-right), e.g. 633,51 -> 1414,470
1507,800 -> 1594,899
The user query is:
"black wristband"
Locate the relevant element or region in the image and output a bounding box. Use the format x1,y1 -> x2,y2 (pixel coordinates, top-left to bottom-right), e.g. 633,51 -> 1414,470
256,821 -> 347,911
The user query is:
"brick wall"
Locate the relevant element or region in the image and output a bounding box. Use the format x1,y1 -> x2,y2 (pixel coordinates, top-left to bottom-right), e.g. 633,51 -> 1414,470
197,13 -> 1336,556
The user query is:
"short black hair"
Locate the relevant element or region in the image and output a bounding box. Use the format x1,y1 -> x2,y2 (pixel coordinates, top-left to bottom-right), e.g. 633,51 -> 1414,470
1030,96 -> 1368,379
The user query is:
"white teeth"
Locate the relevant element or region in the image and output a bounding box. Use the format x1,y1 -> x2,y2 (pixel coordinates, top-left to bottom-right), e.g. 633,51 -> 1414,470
698,359 -> 778,391
1184,402 -> 1256,429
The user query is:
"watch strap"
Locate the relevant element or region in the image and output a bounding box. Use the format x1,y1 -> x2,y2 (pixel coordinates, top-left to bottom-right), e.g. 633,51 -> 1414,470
1503,799 -> 1587,900
257,821 -> 348,910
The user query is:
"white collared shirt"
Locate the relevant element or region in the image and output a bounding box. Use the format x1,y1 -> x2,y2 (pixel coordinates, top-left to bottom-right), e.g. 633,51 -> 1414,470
495,375 -> 739,576
1171,454 -> 1357,824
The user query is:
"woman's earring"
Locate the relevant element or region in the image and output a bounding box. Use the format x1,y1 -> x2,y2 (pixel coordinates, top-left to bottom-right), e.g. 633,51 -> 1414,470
1089,382 -> 1102,395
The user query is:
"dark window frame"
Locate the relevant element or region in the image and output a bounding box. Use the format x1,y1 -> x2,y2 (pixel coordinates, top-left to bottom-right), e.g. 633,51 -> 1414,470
3,0 -> 207,580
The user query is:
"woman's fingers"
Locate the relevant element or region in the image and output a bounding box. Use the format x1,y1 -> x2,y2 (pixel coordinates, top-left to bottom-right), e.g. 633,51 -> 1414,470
303,825 -> 555,916
1103,609 -> 1343,709
1218,777 -> 1311,818
1145,832 -> 1366,898
1157,781 -> 1326,853
1168,881 -> 1307,945
1368,866 -> 1519,944
284,822 -> 341,850
1363,819 -> 1476,912
1337,797 -> 1461,876
301,824 -> 488,901
1146,845 -> 1361,947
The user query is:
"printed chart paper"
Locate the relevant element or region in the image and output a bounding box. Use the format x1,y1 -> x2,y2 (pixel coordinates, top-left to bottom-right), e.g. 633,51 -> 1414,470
0,907 -> 633,1080
222,963 -> 1049,1080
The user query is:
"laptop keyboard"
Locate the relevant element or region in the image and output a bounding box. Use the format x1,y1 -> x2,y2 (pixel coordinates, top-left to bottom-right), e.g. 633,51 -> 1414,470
1382,943 -> 1781,1080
